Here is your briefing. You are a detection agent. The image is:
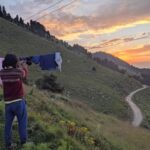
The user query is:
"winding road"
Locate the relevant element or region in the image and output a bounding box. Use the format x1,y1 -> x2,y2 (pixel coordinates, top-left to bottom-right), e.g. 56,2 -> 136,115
125,85 -> 148,127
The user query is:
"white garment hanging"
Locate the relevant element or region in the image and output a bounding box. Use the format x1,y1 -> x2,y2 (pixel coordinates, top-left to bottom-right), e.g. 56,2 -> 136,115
55,52 -> 62,71
0,58 -> 4,85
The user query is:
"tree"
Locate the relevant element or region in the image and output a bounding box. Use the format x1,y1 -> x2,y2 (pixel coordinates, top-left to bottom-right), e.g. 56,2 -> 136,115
14,15 -> 19,24
2,6 -> 7,18
25,22 -> 30,30
29,20 -> 47,36
19,17 -> 24,26
72,44 -> 87,54
0,6 -> 3,17
6,13 -> 12,22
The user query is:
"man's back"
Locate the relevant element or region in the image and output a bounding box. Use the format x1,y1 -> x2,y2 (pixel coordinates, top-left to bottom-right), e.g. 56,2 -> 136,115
0,68 -> 24,102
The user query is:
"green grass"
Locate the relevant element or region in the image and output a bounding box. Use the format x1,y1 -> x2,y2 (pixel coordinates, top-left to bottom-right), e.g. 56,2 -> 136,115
53,93 -> 150,150
0,87 -> 122,150
0,17 -> 142,120
133,87 -> 150,129
1,87 -> 150,150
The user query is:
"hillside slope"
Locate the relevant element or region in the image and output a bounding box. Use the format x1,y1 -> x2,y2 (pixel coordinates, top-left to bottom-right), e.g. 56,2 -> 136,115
93,51 -> 140,76
0,87 -> 150,150
93,52 -> 150,85
0,17 -> 142,119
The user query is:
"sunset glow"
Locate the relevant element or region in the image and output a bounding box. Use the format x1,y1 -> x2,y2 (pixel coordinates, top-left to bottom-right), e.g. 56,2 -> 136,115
113,45 -> 150,65
1,0 -> 150,68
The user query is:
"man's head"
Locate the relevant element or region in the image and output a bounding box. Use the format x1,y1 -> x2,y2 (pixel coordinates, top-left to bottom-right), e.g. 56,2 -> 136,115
3,54 -> 18,69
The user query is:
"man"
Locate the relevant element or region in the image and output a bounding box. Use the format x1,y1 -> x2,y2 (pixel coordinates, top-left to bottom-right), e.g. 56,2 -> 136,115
0,54 -> 28,150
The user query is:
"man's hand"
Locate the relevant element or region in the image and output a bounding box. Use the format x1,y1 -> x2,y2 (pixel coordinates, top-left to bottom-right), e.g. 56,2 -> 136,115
18,60 -> 27,68
18,61 -> 28,79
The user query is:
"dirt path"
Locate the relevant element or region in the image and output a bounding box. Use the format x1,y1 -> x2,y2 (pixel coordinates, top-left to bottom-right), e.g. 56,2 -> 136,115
125,85 -> 148,127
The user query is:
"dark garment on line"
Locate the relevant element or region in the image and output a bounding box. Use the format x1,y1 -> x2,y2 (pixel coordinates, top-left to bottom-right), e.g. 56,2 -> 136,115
31,56 -> 40,64
39,54 -> 58,70
19,57 -> 32,66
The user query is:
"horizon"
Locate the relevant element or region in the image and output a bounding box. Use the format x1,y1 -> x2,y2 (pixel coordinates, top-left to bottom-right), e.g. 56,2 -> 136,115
0,0 -> 150,68
92,50 -> 150,69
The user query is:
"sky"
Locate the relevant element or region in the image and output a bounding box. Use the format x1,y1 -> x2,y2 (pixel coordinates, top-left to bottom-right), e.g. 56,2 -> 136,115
0,0 -> 150,68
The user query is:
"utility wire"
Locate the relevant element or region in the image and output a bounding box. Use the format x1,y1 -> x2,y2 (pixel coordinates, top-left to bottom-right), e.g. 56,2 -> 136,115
35,0 -> 78,21
24,0 -> 65,21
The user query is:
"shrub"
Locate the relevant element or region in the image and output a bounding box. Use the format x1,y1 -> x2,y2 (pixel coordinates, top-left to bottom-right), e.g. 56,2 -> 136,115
36,74 -> 64,93
92,67 -> 96,71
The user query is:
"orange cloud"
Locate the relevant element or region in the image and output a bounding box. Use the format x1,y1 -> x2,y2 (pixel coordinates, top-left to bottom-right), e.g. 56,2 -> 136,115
42,18 -> 150,41
9,0 -> 150,43
112,45 -> 150,64
39,0 -> 150,41
41,16 -> 88,38
87,33 -> 150,50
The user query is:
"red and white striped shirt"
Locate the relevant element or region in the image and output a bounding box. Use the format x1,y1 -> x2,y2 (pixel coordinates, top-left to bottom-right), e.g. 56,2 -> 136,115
0,67 -> 28,102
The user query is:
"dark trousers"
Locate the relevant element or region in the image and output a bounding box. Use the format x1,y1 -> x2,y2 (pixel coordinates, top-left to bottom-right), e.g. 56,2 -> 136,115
5,99 -> 27,146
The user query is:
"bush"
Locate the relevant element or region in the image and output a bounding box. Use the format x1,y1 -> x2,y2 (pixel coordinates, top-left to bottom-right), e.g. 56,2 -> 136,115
36,74 -> 64,93
92,67 -> 96,72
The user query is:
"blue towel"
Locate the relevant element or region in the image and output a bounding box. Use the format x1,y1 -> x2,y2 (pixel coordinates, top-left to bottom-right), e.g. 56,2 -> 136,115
32,56 -> 40,64
39,54 -> 58,70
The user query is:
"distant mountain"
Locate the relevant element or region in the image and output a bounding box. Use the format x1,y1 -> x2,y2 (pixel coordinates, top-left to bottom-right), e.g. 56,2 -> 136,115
92,51 -> 150,85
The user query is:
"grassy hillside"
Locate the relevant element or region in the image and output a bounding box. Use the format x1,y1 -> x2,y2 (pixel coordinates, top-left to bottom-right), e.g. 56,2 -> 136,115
1,87 -> 150,150
133,87 -> 150,129
0,17 -> 141,120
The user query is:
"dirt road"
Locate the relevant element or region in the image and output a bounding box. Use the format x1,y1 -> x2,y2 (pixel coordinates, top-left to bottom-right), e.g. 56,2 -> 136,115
125,85 -> 148,127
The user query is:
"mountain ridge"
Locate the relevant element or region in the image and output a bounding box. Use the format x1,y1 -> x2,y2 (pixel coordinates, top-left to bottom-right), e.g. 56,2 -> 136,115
92,51 -> 150,85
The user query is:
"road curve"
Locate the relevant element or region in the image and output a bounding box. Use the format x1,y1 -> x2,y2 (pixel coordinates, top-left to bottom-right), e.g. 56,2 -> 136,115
125,85 -> 148,127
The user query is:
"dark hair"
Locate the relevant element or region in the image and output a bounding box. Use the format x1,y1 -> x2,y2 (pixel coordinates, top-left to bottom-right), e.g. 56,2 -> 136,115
2,54 -> 18,69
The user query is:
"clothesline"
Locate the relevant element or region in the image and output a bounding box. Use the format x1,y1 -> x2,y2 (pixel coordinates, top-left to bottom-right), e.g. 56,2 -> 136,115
0,52 -> 62,84
20,52 -> 62,71
0,58 -> 4,85
0,52 -> 62,85
1,52 -> 62,72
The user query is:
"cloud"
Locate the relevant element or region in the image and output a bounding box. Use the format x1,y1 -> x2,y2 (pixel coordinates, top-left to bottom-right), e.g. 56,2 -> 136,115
8,0 -> 61,19
112,45 -> 150,63
34,0 -> 54,4
37,0 -> 150,40
5,0 -> 150,41
133,61 -> 150,68
86,32 -> 150,50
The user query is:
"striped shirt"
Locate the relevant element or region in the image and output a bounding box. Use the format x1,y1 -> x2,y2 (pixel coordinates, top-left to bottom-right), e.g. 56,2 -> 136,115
0,67 -> 28,102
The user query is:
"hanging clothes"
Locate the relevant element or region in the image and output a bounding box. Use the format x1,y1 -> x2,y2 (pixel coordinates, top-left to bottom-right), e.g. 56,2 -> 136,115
20,52 -> 62,71
0,58 -> 4,85
55,52 -> 62,71
19,57 -> 32,66
39,54 -> 58,70
0,58 -> 4,70
31,56 -> 40,64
